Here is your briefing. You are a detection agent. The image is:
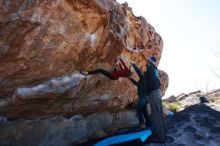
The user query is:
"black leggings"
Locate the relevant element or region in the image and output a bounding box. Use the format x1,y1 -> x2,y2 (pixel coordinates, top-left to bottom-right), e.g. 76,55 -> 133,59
88,69 -> 116,80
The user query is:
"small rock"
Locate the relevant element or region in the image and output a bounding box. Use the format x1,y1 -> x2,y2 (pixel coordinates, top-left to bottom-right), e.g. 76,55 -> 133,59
200,96 -> 209,104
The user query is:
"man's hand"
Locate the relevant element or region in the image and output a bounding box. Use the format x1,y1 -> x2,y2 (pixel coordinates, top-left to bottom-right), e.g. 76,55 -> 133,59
117,56 -> 121,59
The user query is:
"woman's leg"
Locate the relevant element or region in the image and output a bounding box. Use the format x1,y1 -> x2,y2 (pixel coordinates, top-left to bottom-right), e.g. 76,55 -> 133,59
88,69 -> 115,79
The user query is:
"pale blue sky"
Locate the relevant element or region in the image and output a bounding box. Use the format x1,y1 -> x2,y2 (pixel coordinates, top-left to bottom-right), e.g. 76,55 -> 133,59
117,0 -> 220,97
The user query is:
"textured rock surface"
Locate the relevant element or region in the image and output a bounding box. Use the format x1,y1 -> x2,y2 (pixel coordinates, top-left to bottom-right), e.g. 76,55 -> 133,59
158,70 -> 169,96
147,104 -> 220,146
0,0 -> 168,119
0,110 -> 138,146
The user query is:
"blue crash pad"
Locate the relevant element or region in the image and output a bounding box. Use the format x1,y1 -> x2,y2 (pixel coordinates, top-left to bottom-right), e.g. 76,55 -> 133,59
94,129 -> 152,146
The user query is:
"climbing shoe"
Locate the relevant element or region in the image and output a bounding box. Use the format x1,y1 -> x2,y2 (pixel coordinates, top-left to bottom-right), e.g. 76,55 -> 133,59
80,71 -> 88,76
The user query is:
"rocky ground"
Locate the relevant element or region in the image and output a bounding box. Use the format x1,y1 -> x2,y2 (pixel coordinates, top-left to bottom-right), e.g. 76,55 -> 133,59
147,89 -> 220,146
80,102 -> 220,146
75,92 -> 220,146
147,103 -> 220,146
80,89 -> 220,146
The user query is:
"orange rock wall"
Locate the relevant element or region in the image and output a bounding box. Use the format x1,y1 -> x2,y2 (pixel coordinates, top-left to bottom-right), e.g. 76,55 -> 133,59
0,0 -> 168,119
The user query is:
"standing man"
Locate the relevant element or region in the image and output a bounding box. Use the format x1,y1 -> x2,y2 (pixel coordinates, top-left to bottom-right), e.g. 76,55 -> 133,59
145,56 -> 167,142
129,63 -> 149,129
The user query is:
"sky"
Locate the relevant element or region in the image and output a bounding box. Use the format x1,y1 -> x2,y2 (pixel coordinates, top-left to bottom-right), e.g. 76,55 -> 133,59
117,0 -> 220,97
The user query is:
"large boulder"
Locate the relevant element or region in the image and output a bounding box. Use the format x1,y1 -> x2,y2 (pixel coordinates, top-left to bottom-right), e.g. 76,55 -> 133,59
0,0 -> 168,119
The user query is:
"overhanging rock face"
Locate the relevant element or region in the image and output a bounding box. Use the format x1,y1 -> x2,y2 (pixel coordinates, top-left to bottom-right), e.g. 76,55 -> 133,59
0,0 -> 168,119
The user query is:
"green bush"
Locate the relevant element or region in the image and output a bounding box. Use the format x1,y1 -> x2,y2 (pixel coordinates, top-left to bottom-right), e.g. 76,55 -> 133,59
168,102 -> 181,112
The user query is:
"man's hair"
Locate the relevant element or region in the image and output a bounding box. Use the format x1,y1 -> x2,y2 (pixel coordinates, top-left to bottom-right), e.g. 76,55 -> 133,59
148,56 -> 157,66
